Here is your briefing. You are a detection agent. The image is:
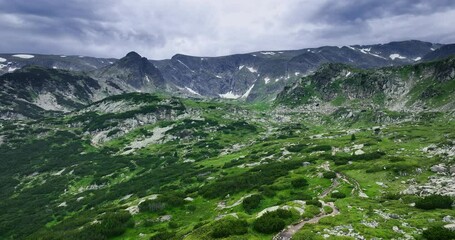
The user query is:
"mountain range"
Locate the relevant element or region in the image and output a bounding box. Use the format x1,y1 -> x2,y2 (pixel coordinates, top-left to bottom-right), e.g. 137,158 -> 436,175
1,40 -> 455,240
1,40 -> 455,119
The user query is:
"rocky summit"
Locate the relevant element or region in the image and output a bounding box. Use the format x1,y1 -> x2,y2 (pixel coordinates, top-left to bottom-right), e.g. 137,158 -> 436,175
1,40 -> 455,240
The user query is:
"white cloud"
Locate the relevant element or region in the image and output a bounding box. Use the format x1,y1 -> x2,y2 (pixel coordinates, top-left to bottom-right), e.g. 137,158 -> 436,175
0,0 -> 454,59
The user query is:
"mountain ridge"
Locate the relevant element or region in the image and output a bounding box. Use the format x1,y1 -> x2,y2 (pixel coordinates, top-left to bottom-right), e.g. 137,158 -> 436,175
1,40 -> 455,119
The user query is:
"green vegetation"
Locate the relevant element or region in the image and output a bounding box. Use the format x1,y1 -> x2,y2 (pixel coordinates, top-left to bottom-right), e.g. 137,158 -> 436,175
330,192 -> 347,199
242,194 -> 263,213
1,89 -> 455,240
422,226 -> 455,240
415,195 -> 453,210
253,209 -> 293,234
322,171 -> 337,179
291,178 -> 309,188
211,217 -> 248,238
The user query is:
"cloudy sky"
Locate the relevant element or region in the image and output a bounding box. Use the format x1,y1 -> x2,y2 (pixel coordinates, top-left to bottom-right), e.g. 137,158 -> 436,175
1,0 -> 455,59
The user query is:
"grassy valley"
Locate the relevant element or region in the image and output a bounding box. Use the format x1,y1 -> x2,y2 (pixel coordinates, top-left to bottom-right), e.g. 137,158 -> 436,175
0,53 -> 455,240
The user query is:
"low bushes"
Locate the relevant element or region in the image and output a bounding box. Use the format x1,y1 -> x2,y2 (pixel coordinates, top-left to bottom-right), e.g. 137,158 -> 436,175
323,171 -> 337,179
291,178 -> 309,188
306,199 -> 322,207
330,192 -> 346,199
253,209 -> 292,234
415,195 -> 453,210
422,226 -> 455,240
326,151 -> 386,165
211,218 -> 248,238
242,194 -> 262,213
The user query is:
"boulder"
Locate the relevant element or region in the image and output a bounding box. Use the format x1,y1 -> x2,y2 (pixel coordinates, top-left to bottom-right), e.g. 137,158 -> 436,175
444,223 -> 455,231
430,164 -> 447,174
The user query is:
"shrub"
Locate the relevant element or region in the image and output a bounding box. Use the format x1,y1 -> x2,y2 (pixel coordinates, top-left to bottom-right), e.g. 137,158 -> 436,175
242,194 -> 262,213
422,226 -> 455,240
288,144 -> 307,152
331,192 -> 346,199
260,186 -> 276,197
306,199 -> 322,207
415,195 -> 453,210
253,209 -> 292,234
253,216 -> 285,234
149,231 -> 175,240
327,151 -> 386,165
168,222 -> 179,229
294,229 -> 317,240
139,199 -> 166,213
323,171 -> 337,179
291,178 -> 309,188
306,145 -> 332,152
350,134 -> 356,142
211,218 -> 248,238
323,206 -> 333,214
302,205 -> 321,219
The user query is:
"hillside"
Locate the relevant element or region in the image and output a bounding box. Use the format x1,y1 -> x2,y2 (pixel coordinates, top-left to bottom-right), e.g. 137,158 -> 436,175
0,90 -> 454,239
275,56 -> 455,113
0,40 -> 455,240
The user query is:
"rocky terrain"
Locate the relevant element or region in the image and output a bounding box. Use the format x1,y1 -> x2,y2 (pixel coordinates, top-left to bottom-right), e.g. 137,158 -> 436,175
0,40 -> 455,240
0,40 -> 449,116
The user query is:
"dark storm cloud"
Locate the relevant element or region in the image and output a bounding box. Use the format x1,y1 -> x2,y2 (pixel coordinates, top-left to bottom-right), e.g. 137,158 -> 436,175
0,0 -> 454,59
315,0 -> 455,23
0,0 -> 106,19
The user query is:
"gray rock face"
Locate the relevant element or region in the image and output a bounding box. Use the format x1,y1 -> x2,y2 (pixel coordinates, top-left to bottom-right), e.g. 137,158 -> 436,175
402,174 -> 455,197
94,51 -> 166,92
153,40 -> 441,102
443,216 -> 455,223
0,53 -> 115,75
1,40 -> 455,119
430,164 -> 448,174
0,66 -> 105,117
275,56 -> 455,113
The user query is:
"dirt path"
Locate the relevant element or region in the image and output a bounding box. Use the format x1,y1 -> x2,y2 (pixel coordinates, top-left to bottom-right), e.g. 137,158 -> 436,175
319,173 -> 341,198
338,172 -> 368,198
273,200 -> 339,240
273,163 -> 343,240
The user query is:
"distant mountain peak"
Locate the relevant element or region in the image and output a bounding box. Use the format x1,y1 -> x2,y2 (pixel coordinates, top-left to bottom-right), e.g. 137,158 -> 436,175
125,51 -> 142,59
96,51 -> 165,91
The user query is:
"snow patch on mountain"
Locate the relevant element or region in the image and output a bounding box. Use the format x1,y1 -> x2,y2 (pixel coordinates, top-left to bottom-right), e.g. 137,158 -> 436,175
353,47 -> 387,59
238,65 -> 244,70
8,67 -> 18,72
177,60 -> 195,73
242,84 -> 255,98
247,67 -> 257,73
264,77 -> 271,84
0,57 -> 6,62
413,57 -> 422,61
219,91 -> 241,99
185,87 -> 201,96
261,52 -> 276,55
389,54 -> 406,60
12,54 -> 34,59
